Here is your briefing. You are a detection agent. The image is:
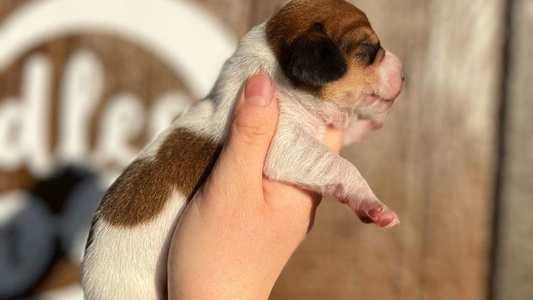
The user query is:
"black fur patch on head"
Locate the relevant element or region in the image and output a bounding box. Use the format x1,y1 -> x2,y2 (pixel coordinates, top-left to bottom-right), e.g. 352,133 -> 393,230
280,23 -> 347,87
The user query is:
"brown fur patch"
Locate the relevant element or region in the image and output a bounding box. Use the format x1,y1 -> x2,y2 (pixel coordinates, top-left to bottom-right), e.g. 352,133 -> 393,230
266,0 -> 371,52
266,0 -> 386,105
97,129 -> 221,227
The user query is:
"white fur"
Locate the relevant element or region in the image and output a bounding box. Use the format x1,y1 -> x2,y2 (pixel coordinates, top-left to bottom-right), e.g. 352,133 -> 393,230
83,21 -> 399,299
83,189 -> 187,300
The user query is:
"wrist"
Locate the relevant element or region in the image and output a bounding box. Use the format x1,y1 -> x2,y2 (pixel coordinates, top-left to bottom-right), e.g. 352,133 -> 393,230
169,262 -> 280,300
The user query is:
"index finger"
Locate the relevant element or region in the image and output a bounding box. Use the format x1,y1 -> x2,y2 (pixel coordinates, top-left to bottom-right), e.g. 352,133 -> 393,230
321,126 -> 345,154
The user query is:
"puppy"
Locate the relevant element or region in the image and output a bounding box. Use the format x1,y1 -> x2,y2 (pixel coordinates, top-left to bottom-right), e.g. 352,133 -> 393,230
82,0 -> 404,298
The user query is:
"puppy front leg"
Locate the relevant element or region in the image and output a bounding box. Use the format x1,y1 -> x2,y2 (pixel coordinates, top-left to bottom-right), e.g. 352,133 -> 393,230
264,129 -> 399,228
344,119 -> 384,145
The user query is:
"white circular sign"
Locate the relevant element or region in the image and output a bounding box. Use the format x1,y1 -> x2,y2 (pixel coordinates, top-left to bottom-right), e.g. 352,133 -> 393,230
0,0 -> 237,298
0,0 -> 237,97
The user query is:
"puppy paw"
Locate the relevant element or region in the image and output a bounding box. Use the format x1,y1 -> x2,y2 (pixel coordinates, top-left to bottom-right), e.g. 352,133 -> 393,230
354,200 -> 399,228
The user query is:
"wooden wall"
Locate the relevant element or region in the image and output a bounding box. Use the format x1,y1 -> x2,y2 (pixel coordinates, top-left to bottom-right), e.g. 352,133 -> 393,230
272,1 -> 503,299
494,0 -> 533,299
0,0 -> 526,299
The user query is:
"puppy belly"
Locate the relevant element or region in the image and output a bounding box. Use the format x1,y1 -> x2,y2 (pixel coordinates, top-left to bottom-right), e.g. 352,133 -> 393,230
82,193 -> 188,300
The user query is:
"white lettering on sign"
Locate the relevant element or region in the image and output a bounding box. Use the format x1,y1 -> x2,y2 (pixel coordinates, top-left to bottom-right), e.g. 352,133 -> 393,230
0,0 -> 237,297
0,55 -> 53,176
58,50 -> 104,166
0,50 -> 202,180
0,97 -> 24,169
0,0 -> 237,179
23,55 -> 53,175
94,93 -> 146,168
150,92 -> 192,138
0,0 -> 237,97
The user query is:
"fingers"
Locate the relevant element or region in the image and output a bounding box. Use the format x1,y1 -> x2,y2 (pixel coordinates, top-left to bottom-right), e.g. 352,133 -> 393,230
209,74 -> 279,190
321,126 -> 345,154
263,178 -> 322,232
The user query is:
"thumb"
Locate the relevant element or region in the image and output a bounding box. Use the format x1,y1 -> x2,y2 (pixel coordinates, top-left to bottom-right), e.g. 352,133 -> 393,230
210,74 -> 279,188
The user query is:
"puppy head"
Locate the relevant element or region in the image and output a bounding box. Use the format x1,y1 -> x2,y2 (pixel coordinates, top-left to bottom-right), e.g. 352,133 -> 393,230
266,0 -> 403,120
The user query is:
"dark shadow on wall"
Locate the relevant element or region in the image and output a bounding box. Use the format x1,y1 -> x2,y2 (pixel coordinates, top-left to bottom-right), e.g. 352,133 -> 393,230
0,166 -> 104,299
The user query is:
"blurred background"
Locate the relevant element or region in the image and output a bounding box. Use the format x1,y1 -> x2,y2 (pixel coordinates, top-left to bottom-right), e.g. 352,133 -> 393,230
0,0 -> 531,299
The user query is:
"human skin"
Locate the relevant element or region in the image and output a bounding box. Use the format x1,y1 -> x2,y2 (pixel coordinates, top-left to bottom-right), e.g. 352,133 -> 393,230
168,74 -> 345,300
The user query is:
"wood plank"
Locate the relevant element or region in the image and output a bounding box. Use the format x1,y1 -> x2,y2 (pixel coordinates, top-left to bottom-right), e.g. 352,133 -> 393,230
0,0 -> 194,295
495,0 -> 533,299
196,0 -> 254,37
271,1 -> 428,297
0,0 -> 503,298
271,0 -> 503,299
0,0 -> 36,196
412,1 -> 502,299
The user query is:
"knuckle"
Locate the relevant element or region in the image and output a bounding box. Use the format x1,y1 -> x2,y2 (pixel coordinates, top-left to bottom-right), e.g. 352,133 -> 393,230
233,119 -> 270,143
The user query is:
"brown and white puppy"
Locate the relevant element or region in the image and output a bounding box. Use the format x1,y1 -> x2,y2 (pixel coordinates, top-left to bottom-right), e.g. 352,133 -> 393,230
82,0 -> 404,299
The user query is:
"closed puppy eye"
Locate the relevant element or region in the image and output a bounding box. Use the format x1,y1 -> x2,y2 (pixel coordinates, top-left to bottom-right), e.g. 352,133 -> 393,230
357,41 -> 380,65
313,22 -> 326,33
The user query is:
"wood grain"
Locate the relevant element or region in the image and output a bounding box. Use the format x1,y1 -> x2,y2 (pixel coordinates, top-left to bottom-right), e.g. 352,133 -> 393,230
495,0 -> 533,299
0,0 -> 189,295
0,0 -> 35,196
0,0 -> 507,298
271,0 -> 502,299
196,0 -> 255,37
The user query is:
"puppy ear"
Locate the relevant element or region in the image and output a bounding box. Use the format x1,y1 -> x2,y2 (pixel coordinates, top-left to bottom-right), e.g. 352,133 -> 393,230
281,24 -> 347,87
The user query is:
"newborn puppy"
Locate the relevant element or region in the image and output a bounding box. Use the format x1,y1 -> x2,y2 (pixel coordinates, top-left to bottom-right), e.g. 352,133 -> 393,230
82,0 -> 404,298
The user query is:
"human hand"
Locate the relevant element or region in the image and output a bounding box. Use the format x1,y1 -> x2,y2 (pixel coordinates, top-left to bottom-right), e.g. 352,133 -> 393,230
167,74 -> 344,299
